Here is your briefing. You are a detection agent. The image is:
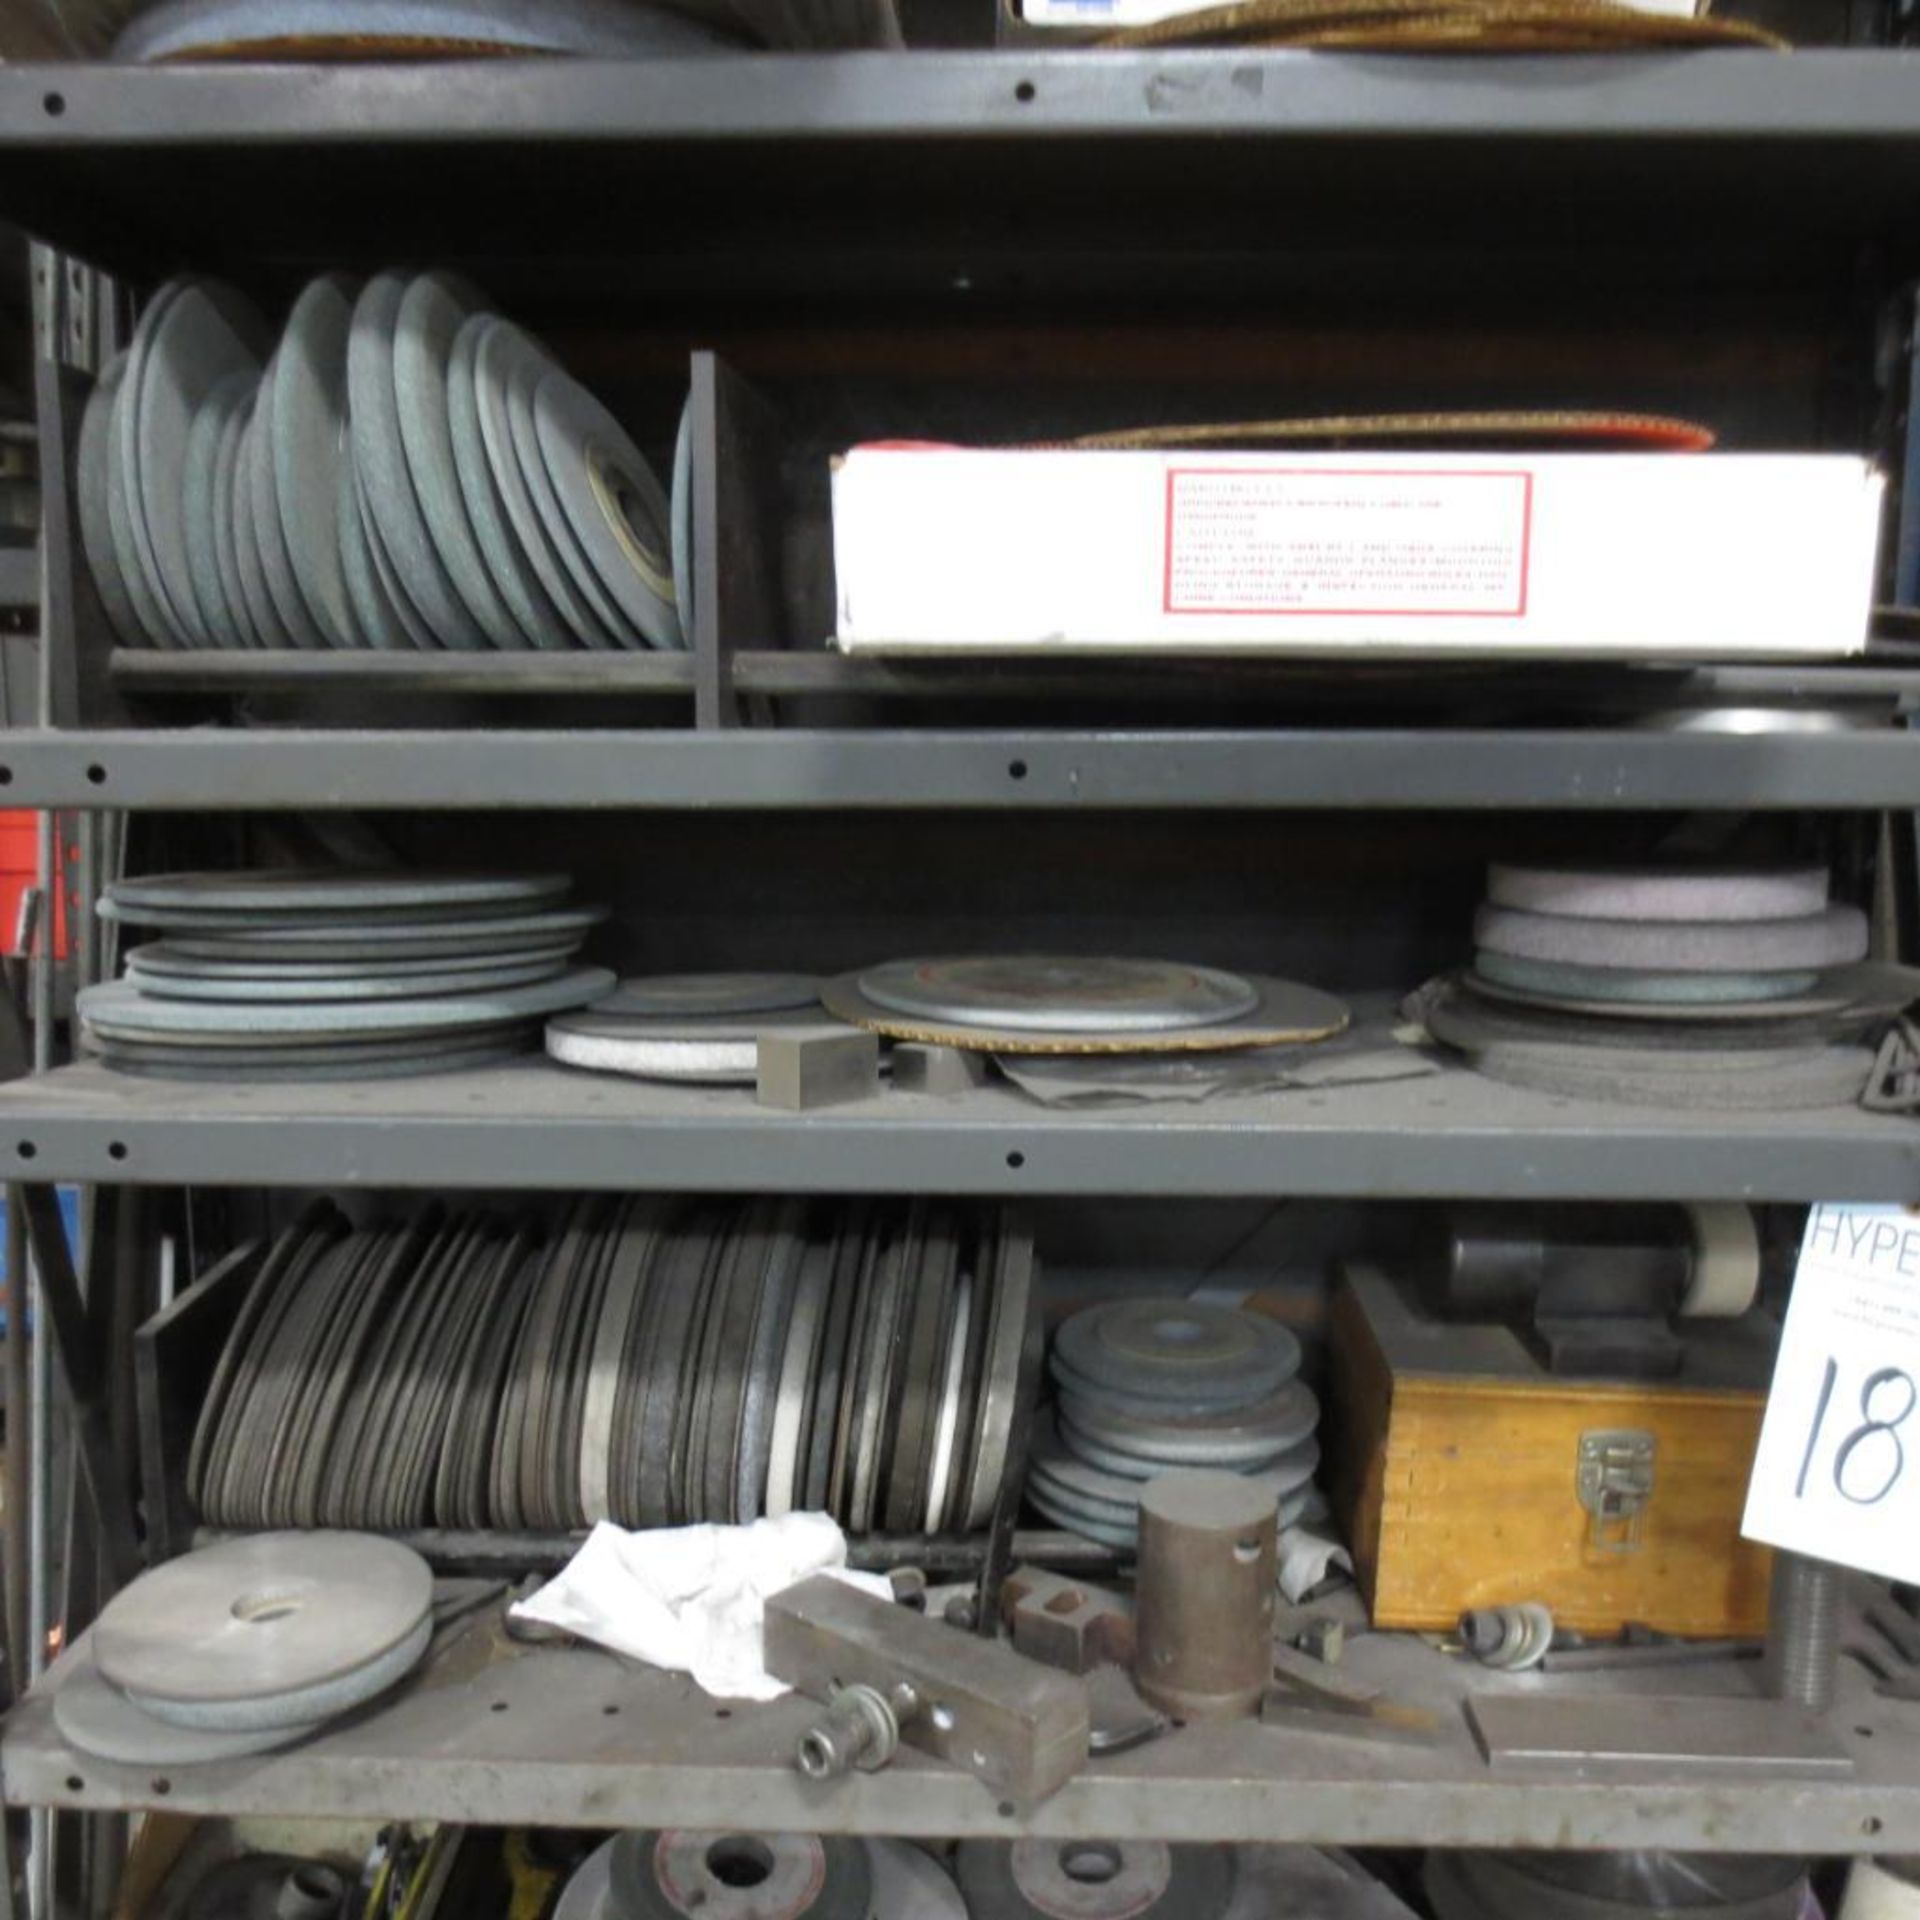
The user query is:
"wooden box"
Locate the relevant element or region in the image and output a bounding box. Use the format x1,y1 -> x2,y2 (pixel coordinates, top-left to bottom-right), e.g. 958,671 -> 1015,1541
1327,1265 -> 1775,1637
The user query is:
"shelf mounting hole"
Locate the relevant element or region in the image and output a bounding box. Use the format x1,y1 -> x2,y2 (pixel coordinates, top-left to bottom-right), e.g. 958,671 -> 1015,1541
1015,80 -> 1036,101
16,1142 -> 34,1161
1865,1817 -> 1885,1836
108,1141 -> 128,1162
64,1776 -> 82,1792
150,1776 -> 171,1796
0,768 -> 13,786
997,1801 -> 1017,1819
1006,1150 -> 1025,1169
490,1700 -> 509,1713
43,93 -> 65,116
1008,759 -> 1028,780
85,764 -> 106,786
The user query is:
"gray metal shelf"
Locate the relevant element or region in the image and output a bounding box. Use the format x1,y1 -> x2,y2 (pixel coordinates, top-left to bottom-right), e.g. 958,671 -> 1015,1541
6,1058 -> 1917,1199
5,1595 -> 1912,1850
6,725 -> 1920,809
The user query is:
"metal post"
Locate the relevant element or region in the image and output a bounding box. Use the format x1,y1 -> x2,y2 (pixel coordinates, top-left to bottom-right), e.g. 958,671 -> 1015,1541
1764,1550 -> 1844,1713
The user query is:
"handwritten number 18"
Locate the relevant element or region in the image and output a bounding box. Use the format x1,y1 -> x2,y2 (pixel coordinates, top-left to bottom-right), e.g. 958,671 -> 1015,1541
1797,1358 -> 1915,1507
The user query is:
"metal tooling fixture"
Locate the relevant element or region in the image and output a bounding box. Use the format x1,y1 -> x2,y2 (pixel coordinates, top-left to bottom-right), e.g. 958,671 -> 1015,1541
763,1573 -> 1092,1809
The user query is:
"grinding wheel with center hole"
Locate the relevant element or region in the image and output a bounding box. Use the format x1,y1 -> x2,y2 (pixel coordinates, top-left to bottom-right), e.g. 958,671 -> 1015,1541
349,270 -> 487,649
78,354 -> 154,648
95,1531 -> 431,1706
471,316 -> 617,648
1054,1298 -> 1300,1407
1485,862 -> 1831,924
1058,1417 -> 1321,1487
531,367 -> 681,650
960,1213 -> 1035,1531
54,1656 -> 325,1766
270,273 -> 365,649
1473,901 -> 1869,973
447,1229 -> 541,1530
1057,1376 -> 1320,1469
955,1840 -> 1237,1920
940,1211 -> 998,1534
1439,971 -> 1880,1044
590,974 -> 822,1020
394,270 -> 529,650
696,1200 -> 774,1524
826,1207 -> 887,1525
1458,964 -> 1856,1025
554,1199 -> 628,1529
564,1831 -> 874,1920
849,1201 -> 921,1532
825,967 -> 1347,1055
925,1267 -> 975,1532
127,939 -> 577,983
638,1207 -> 728,1529
181,369 -> 254,644
1471,950 -> 1819,1006
447,310 -> 574,650
337,442 -> 415,651
136,279 -> 270,644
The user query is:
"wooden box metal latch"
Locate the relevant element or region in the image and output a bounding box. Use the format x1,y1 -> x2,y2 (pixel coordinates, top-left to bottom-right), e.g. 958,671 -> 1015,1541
1577,1429 -> 1656,1554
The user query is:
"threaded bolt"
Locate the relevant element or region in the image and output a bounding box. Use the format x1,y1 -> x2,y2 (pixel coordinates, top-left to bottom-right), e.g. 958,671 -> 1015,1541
1765,1551 -> 1842,1712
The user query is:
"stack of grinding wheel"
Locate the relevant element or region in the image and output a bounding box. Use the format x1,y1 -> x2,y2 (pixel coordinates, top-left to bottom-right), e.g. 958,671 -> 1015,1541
1424,1852 -> 1809,1920
54,1532 -> 432,1765
1026,1298 -> 1321,1550
547,973 -> 828,1084
79,269 -> 688,653
190,1194 -> 1036,1534
556,1832 -> 966,1920
80,868 -> 611,1079
1414,861 -> 1902,1110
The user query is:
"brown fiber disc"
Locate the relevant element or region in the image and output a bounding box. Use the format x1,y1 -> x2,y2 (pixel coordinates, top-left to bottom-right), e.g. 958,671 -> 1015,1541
1099,0 -> 1783,46
1054,410 -> 1716,454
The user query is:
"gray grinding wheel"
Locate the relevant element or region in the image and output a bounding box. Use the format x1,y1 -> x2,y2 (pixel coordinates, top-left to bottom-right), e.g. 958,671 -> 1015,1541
1471,950 -> 1818,1006
127,938 -> 577,983
271,273 -> 365,649
106,868 -> 570,917
94,1531 -> 430,1708
591,973 -> 821,1019
229,399 -> 296,648
54,1657 -> 324,1766
955,1840 -> 1236,1920
155,902 -> 606,960
1486,862 -> 1830,924
77,354 -> 154,648
135,278 -> 270,645
473,317 -> 616,648
447,310 -> 574,650
349,271 -> 487,649
395,271 -> 528,650
247,330 -> 332,649
210,385 -> 265,648
180,369 -> 254,644
859,954 -> 1258,1036
126,952 -> 568,1003
1473,902 -> 1869,973
1057,1376 -> 1319,1469
357,460 -> 442,651
338,434 -> 413,650
1054,1297 -> 1299,1406
111,288 -> 194,647
531,367 -> 680,650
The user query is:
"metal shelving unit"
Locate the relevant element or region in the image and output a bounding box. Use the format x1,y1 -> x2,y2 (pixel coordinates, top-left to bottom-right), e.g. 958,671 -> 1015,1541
5,48 -> 1920,1866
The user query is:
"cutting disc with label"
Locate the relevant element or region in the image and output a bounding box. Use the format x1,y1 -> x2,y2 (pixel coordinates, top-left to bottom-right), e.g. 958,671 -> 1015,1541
559,1830 -> 874,1920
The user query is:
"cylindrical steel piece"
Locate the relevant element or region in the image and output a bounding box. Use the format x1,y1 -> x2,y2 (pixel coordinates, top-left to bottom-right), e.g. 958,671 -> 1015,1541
1765,1550 -> 1843,1712
1134,1469 -> 1275,1721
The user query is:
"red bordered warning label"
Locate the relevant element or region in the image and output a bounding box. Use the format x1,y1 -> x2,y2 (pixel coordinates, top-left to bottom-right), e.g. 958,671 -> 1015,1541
1163,467 -> 1534,618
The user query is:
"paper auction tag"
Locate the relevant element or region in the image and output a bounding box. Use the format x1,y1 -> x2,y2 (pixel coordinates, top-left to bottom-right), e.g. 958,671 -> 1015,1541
1743,1203 -> 1920,1584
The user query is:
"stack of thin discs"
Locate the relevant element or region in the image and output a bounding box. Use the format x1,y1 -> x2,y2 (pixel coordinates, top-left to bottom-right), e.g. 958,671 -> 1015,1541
557,1832 -> 966,1920
1424,1851 -> 1809,1920
55,1531 -> 432,1766
189,1193 -> 1036,1535
547,973 -> 827,1085
1414,861 -> 1901,1110
1027,1298 -> 1322,1551
81,869 -> 612,1079
79,269 -> 689,654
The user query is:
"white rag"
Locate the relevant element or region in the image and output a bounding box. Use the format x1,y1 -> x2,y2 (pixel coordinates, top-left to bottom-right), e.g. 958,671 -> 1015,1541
508,1512 -> 893,1702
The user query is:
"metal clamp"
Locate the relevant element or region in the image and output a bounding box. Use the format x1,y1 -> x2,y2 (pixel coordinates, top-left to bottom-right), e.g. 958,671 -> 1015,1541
1576,1428 -> 1655,1555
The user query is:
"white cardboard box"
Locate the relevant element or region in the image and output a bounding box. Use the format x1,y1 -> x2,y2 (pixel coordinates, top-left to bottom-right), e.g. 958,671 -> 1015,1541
831,447 -> 1884,659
